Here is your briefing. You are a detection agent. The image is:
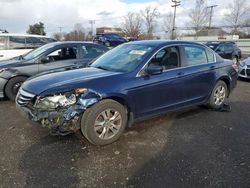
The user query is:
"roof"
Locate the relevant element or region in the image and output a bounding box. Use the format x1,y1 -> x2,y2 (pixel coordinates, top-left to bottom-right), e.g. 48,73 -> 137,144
52,41 -> 95,45
127,40 -> 204,47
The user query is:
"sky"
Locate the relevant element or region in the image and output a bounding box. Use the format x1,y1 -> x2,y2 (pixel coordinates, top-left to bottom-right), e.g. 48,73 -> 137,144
0,0 -> 249,37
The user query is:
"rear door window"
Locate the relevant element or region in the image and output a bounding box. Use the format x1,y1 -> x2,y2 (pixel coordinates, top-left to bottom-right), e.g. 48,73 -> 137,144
206,49 -> 215,63
182,46 -> 208,66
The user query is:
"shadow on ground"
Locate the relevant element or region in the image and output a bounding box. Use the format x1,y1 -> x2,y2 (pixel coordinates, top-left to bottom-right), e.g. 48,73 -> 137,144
127,101 -> 250,187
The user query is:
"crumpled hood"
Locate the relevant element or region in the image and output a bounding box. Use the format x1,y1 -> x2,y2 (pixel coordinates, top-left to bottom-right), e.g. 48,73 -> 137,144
21,67 -> 120,95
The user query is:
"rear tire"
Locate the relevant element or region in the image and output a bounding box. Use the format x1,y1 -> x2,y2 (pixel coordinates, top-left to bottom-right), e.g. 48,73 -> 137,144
80,99 -> 127,145
5,76 -> 27,101
208,80 -> 228,109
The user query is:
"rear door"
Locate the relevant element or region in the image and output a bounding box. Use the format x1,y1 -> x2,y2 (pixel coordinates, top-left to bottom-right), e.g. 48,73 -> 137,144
178,45 -> 216,105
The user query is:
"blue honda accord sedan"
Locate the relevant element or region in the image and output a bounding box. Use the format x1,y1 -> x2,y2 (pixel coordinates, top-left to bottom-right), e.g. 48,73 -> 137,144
16,40 -> 238,145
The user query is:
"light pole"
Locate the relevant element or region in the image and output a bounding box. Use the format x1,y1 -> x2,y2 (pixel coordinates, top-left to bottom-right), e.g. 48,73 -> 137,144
89,20 -> 95,38
171,0 -> 181,40
58,27 -> 63,41
207,5 -> 218,28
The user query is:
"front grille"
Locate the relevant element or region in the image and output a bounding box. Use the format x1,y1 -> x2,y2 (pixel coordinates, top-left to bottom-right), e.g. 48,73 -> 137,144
247,65 -> 250,68
16,88 -> 35,106
240,70 -> 245,75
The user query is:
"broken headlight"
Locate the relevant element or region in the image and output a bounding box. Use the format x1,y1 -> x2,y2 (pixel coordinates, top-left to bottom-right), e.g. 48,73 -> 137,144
34,94 -> 77,109
34,88 -> 89,109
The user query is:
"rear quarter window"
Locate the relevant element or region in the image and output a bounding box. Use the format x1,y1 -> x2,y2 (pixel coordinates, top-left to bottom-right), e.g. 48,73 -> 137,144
206,49 -> 214,62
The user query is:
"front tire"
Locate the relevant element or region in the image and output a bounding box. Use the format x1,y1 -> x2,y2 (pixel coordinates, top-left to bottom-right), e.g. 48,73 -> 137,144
5,76 -> 27,101
208,80 -> 228,109
80,99 -> 127,145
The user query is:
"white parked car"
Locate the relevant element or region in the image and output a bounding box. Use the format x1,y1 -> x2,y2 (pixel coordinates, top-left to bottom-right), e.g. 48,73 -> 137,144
239,56 -> 250,79
0,33 -> 56,61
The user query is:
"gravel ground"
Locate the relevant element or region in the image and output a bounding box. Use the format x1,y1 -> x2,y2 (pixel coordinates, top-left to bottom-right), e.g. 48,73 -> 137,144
0,79 -> 249,188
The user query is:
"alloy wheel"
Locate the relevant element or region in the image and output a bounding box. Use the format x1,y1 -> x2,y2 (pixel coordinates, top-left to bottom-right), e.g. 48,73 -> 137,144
213,85 -> 226,106
94,109 -> 122,140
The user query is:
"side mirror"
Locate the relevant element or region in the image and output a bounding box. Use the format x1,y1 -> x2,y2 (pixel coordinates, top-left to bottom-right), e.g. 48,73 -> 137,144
40,57 -> 50,64
145,65 -> 163,75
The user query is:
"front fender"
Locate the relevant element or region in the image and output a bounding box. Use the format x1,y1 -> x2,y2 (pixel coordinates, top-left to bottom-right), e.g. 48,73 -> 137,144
0,69 -> 28,80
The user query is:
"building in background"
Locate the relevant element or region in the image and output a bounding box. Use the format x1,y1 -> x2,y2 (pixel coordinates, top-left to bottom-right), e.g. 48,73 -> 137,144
96,27 -> 123,35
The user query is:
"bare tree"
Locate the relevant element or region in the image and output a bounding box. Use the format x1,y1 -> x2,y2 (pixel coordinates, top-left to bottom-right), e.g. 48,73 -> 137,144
121,12 -> 142,38
189,0 -> 209,35
53,32 -> 62,41
243,18 -> 250,37
141,6 -> 159,39
224,0 -> 250,34
64,23 -> 87,41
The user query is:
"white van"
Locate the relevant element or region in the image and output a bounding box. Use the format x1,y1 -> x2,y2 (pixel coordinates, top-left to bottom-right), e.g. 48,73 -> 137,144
0,33 -> 56,61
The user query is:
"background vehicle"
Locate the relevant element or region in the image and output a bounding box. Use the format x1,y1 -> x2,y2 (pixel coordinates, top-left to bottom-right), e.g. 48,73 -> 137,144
0,41 -> 108,100
93,33 -> 127,47
0,33 -> 57,61
204,41 -> 242,63
16,40 -> 238,145
239,56 -> 250,79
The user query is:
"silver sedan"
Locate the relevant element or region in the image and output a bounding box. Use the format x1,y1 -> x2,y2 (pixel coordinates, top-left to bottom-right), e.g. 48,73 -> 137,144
239,57 -> 250,79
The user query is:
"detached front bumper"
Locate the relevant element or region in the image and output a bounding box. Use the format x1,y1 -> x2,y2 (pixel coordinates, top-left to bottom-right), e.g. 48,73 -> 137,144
16,88 -> 102,135
16,102 -> 81,135
239,65 -> 250,79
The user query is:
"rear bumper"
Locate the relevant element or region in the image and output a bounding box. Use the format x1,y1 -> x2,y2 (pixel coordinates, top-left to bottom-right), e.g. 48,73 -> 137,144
0,77 -> 8,98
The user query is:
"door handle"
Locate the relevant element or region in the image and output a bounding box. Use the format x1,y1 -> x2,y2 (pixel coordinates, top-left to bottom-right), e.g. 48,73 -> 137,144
210,65 -> 215,70
0,55 -> 3,57
176,72 -> 184,77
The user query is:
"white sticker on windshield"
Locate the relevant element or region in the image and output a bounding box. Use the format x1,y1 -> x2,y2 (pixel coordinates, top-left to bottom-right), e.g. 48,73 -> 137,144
129,50 -> 146,55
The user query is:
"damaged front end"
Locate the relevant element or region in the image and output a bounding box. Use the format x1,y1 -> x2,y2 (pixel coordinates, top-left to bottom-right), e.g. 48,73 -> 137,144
16,88 -> 102,135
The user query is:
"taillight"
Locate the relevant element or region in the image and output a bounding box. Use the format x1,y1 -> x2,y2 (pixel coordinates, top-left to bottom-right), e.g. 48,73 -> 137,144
232,63 -> 238,72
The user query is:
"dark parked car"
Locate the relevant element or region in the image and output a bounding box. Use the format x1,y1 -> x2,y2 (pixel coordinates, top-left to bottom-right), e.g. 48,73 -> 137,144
16,40 -> 238,145
93,33 -> 127,47
204,41 -> 242,63
0,41 -> 108,100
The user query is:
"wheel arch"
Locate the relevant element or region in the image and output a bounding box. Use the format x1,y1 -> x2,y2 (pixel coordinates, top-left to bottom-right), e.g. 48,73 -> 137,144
4,74 -> 29,95
104,94 -> 134,127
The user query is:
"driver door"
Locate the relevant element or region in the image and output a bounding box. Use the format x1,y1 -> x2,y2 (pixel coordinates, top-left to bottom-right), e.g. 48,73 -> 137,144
130,46 -> 185,117
38,45 -> 79,73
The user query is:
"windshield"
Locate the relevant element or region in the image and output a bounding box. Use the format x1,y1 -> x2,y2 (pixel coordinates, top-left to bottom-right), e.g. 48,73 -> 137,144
91,44 -> 153,72
22,42 -> 57,60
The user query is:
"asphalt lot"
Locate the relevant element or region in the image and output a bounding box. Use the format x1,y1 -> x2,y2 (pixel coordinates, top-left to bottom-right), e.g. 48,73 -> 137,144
0,79 -> 250,188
